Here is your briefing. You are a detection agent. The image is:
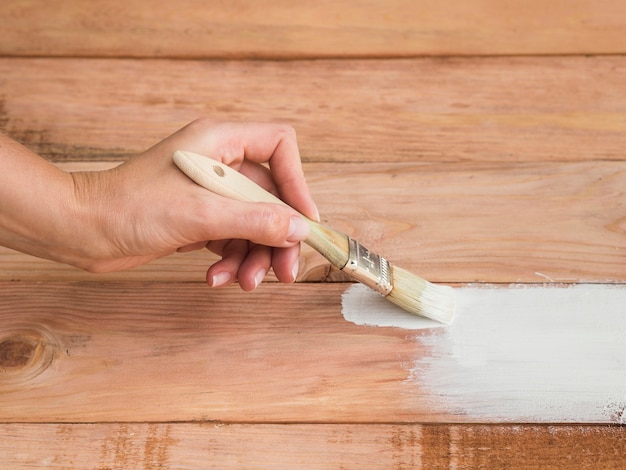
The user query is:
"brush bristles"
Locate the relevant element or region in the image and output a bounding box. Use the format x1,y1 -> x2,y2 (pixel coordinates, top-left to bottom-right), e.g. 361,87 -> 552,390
387,265 -> 456,324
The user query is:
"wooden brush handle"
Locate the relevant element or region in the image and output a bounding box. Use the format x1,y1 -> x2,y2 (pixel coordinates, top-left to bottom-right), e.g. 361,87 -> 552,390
172,150 -> 350,269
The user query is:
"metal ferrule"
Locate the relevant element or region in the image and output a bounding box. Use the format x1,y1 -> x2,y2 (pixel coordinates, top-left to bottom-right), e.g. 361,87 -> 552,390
343,238 -> 393,296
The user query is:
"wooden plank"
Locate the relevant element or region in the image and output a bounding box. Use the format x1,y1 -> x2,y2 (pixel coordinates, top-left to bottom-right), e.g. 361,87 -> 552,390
1,281 -> 625,424
1,161 -> 624,283
1,423 -> 624,469
1,0 -> 626,58
1,56 -> 626,164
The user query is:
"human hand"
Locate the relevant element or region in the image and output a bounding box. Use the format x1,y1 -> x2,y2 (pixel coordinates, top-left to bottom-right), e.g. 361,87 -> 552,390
70,119 -> 320,290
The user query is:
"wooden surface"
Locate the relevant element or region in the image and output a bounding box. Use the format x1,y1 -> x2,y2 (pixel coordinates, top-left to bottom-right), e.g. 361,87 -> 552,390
1,56 -> 626,165
1,1 -> 625,468
1,0 -> 626,58
2,423 -> 624,469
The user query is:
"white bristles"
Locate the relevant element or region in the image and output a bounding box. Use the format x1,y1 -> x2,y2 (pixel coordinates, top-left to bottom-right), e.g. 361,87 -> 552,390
386,265 -> 456,324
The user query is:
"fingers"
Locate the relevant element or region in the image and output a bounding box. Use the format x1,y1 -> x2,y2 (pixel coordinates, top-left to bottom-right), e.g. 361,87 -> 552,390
206,241 -> 300,291
206,239 -> 249,289
166,119 -> 321,222
226,123 -> 320,221
271,244 -> 301,283
181,192 -> 309,291
208,241 -> 271,291
237,244 -> 272,291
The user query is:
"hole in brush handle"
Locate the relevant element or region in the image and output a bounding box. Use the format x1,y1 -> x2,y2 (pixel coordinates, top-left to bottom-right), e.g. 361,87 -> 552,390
173,150 -> 286,206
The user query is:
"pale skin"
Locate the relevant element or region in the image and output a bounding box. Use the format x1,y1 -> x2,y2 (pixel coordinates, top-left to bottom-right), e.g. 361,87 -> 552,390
0,119 -> 320,291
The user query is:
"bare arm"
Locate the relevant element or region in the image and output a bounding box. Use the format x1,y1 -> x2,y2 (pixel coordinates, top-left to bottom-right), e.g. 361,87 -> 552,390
0,133 -> 86,266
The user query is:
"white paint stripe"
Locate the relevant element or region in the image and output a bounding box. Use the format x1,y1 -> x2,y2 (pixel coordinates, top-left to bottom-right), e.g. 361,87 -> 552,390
342,283 -> 626,423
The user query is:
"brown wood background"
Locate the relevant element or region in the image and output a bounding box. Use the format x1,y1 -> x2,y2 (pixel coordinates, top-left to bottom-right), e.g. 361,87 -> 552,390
1,1 -> 625,468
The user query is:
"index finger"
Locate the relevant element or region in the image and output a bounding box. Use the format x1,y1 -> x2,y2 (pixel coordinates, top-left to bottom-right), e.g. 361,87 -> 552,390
218,122 -> 320,222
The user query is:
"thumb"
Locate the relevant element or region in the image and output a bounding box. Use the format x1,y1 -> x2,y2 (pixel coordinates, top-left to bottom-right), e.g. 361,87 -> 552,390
207,199 -> 310,248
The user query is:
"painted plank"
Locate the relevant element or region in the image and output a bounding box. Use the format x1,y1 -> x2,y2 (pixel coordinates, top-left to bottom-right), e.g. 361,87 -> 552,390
1,281 -> 625,424
1,57 -> 626,164
1,161 -> 624,283
0,423 -> 624,469
1,0 -> 625,58
343,283 -> 626,423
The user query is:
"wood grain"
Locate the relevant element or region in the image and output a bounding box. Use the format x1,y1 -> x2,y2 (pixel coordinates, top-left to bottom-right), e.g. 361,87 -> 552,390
1,423 -> 624,469
1,57 -> 625,164
1,282 -> 625,425
2,2 -> 625,465
1,0 -> 625,58
1,160 -> 624,283
0,282 -> 434,423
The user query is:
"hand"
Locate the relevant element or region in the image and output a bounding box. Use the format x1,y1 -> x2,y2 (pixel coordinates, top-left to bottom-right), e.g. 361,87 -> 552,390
75,119 -> 320,290
1,120 -> 319,290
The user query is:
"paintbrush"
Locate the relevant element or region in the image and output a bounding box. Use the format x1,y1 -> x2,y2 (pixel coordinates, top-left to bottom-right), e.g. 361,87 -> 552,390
173,150 -> 456,324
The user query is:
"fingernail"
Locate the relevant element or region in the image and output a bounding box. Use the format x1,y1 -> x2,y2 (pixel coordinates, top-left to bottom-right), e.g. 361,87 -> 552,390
287,216 -> 310,242
254,269 -> 267,289
311,205 -> 321,223
210,271 -> 231,288
291,259 -> 299,283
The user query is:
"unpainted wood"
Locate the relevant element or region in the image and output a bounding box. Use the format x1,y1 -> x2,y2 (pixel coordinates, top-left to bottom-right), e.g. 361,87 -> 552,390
0,282 -> 436,423
1,0 -> 625,58
1,57 -> 625,164
0,423 -> 624,469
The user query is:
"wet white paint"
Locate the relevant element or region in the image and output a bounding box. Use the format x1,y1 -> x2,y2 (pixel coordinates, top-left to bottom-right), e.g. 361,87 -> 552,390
341,283 -> 626,423
341,283 -> 446,330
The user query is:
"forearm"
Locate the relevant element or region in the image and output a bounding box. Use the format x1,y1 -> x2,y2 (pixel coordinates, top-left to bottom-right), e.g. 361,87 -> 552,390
0,133 -> 90,267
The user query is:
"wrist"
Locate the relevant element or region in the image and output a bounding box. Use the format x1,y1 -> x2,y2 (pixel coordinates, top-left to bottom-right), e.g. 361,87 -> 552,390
68,167 -> 128,272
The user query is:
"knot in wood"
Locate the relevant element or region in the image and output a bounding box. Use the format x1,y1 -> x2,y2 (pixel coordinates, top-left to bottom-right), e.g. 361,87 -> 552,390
0,337 -> 37,369
0,326 -> 59,387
